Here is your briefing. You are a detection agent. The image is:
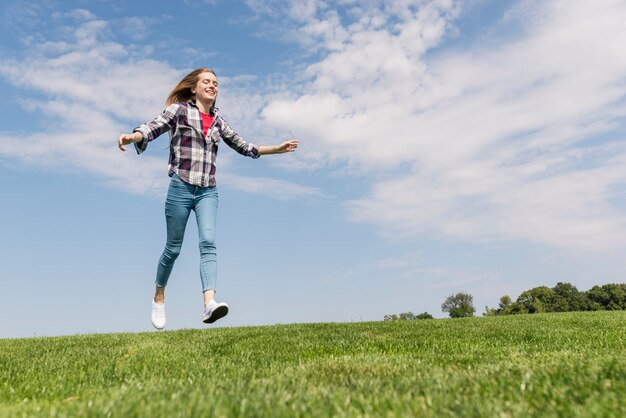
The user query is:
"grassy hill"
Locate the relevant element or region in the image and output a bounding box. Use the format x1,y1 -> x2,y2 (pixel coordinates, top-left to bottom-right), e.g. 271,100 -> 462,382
1,311 -> 625,417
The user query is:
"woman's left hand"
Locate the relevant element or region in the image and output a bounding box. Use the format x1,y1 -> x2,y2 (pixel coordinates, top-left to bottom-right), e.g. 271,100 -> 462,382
277,140 -> 299,153
258,140 -> 299,156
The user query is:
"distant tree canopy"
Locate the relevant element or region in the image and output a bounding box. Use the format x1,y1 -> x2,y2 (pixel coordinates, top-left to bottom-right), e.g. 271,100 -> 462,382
441,292 -> 475,318
484,282 -> 626,316
384,312 -> 434,321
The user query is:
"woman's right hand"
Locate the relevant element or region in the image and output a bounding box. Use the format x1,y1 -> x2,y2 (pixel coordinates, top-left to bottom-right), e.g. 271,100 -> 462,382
118,132 -> 141,152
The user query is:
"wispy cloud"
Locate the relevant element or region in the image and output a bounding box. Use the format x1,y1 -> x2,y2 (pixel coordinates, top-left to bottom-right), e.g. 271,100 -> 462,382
2,0 -> 625,251
0,7 -> 317,200
322,250 -> 425,285
255,0 -> 626,250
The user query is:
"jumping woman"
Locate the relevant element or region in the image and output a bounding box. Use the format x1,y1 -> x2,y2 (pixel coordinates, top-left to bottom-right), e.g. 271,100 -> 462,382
118,68 -> 298,329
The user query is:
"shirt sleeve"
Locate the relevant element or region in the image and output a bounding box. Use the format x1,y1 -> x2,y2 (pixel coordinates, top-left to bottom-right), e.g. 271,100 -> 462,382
133,103 -> 180,155
218,116 -> 260,159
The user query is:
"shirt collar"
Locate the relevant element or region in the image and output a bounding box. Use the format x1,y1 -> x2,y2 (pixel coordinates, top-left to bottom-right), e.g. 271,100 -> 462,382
189,99 -> 219,115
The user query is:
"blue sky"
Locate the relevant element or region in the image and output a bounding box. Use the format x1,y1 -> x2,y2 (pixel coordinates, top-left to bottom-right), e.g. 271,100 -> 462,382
1,0 -> 625,338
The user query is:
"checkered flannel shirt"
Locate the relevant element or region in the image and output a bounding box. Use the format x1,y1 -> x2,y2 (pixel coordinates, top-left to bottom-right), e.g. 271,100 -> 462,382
133,101 -> 259,188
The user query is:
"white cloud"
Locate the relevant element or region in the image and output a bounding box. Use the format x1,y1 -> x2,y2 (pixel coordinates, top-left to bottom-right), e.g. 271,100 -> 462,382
257,0 -> 626,250
184,0 -> 222,6
0,9 -> 317,200
221,173 -> 323,200
2,0 -> 626,251
53,9 -> 98,21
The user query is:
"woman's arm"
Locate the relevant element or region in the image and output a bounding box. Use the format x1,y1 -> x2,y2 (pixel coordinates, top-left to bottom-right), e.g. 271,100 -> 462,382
258,140 -> 299,155
117,103 -> 180,153
218,115 -> 298,157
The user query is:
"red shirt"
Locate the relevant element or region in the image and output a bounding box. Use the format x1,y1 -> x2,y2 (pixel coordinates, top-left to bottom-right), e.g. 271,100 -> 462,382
200,111 -> 215,138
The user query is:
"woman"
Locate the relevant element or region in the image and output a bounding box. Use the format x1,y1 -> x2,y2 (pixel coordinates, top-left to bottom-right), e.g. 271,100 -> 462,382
118,68 -> 298,330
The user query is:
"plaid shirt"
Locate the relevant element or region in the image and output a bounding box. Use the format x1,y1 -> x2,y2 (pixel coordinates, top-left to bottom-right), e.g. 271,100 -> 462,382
133,101 -> 259,188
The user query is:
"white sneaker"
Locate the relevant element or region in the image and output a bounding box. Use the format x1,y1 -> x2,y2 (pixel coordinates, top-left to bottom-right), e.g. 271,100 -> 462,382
151,300 -> 166,330
203,300 -> 229,324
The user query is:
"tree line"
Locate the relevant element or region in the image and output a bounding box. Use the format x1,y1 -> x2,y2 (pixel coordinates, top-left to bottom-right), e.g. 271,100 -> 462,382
485,282 -> 626,315
384,282 -> 626,320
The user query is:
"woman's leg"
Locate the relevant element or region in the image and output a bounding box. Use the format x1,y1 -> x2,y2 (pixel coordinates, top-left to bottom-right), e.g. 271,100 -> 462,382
155,175 -> 193,293
151,175 -> 193,330
153,286 -> 165,304
195,186 -> 228,323
203,289 -> 216,305
194,186 -> 219,295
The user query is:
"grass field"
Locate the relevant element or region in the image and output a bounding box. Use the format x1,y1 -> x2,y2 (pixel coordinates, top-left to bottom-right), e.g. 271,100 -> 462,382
1,311 -> 625,417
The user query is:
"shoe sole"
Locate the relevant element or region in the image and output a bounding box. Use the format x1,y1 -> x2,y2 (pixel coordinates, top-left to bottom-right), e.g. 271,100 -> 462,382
203,305 -> 229,324
151,320 -> 166,330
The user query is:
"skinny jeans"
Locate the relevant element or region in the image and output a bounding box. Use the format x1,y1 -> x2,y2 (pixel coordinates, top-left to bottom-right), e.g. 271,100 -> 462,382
155,173 -> 218,292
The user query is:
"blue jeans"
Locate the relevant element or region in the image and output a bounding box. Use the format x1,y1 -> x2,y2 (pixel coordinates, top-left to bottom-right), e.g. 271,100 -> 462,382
155,173 -> 218,292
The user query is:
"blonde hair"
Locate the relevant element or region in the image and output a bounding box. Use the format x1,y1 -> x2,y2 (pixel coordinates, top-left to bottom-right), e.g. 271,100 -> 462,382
165,68 -> 217,109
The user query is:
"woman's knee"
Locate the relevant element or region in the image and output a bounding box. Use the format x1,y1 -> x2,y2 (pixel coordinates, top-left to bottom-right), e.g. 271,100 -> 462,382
198,236 -> 216,254
162,243 -> 182,261
199,239 -> 216,253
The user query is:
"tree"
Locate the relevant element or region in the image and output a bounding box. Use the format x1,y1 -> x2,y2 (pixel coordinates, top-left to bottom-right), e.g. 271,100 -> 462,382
384,312 -> 416,321
483,306 -> 498,316
415,312 -> 434,320
587,284 -> 626,310
552,282 -> 588,312
516,286 -> 556,313
441,292 -> 475,318
384,311 -> 434,321
498,295 -> 513,314
484,295 -> 514,316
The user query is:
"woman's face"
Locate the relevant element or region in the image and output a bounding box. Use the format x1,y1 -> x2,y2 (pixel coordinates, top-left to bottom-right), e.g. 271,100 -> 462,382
192,71 -> 218,106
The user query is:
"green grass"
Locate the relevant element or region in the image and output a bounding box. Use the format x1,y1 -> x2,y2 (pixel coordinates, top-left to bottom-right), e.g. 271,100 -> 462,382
1,311 -> 625,417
